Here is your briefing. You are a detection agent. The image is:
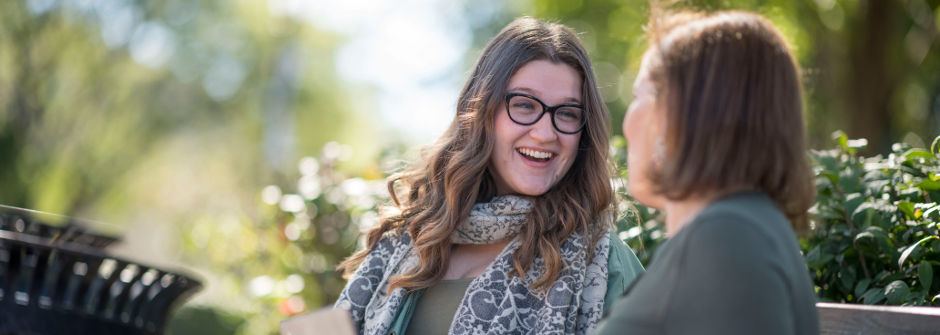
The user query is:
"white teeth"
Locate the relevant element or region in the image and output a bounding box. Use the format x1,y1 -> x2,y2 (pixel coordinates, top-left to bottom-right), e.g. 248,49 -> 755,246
519,148 -> 553,159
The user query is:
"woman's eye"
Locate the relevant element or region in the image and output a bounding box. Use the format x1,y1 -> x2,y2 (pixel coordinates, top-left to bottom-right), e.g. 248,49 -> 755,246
556,108 -> 582,122
513,102 -> 535,110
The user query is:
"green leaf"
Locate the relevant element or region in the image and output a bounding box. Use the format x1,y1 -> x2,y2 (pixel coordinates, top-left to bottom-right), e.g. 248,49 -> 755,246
931,135 -> 940,155
843,193 -> 865,219
847,139 -> 869,149
915,180 -> 940,191
833,130 -> 849,151
814,153 -> 840,172
919,261 -> 933,291
855,226 -> 890,252
838,169 -> 862,193
907,290 -> 926,304
904,149 -> 936,161
811,203 -> 843,220
855,278 -> 872,297
852,201 -> 885,226
874,271 -> 891,283
898,201 -> 916,219
899,236 -> 940,268
922,204 -> 940,220
840,270 -> 856,291
885,280 -> 910,305
865,179 -> 892,195
915,202 -> 937,209
820,171 -> 839,186
855,230 -> 876,243
860,287 -> 886,304
806,245 -> 835,268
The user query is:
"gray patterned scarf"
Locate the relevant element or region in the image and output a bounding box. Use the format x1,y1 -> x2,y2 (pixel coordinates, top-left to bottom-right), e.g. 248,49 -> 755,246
335,195 -> 610,335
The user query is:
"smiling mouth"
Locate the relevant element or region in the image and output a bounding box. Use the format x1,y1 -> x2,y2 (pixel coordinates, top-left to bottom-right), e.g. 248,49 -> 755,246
517,148 -> 554,162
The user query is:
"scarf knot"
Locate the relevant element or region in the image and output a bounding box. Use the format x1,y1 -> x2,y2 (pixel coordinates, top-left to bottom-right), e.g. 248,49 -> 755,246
452,195 -> 531,244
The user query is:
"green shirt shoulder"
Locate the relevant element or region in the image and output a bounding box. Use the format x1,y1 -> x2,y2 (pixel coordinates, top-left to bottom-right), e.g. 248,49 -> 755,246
595,192 -> 819,335
604,231 -> 645,313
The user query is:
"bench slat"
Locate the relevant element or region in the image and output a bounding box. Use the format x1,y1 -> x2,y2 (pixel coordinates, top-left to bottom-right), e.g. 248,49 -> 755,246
818,302 -> 940,335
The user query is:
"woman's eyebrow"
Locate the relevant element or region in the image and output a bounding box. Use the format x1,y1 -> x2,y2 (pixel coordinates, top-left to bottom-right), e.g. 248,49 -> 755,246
507,86 -> 540,95
507,86 -> 582,104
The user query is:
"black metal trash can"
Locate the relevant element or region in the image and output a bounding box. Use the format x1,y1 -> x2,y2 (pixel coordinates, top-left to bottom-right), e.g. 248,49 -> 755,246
0,206 -> 202,335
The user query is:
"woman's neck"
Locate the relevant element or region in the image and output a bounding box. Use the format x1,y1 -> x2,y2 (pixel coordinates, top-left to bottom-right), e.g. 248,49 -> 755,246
445,240 -> 512,280
663,195 -> 715,237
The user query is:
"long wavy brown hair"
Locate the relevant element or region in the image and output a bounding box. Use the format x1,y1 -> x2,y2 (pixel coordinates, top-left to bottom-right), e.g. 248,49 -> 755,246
338,17 -> 614,292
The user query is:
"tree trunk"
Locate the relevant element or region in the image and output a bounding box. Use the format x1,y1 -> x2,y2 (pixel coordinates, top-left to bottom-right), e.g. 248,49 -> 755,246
845,0 -> 898,154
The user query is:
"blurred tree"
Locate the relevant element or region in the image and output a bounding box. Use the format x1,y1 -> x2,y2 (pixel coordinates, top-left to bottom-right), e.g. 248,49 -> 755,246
798,0 -> 940,154
0,0 -> 381,333
520,0 -> 940,153
0,0 -> 379,215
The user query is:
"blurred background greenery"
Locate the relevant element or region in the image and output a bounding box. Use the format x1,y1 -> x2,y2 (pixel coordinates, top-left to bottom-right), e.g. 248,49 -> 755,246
0,0 -> 937,333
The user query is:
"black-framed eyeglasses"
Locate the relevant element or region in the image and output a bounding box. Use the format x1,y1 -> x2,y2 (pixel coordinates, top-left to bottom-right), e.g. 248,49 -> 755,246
505,92 -> 586,134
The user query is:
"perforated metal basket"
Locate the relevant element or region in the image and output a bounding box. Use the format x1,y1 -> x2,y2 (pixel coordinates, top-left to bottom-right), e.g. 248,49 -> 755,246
0,206 -> 202,335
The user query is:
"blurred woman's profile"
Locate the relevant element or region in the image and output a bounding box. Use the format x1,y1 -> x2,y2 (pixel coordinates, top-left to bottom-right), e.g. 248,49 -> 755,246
596,10 -> 819,335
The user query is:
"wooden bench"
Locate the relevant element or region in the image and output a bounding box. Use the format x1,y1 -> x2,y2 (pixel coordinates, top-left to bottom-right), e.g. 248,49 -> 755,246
818,302 -> 940,334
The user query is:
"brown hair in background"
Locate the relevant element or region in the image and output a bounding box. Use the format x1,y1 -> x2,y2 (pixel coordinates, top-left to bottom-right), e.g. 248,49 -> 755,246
644,10 -> 815,231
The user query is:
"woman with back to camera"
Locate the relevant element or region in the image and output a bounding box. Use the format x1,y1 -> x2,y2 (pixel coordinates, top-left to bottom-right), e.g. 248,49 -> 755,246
596,10 -> 819,335
334,17 -> 644,335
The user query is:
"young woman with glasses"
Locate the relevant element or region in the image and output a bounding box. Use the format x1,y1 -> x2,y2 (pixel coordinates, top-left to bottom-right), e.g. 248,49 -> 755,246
334,17 -> 644,335
596,11 -> 819,334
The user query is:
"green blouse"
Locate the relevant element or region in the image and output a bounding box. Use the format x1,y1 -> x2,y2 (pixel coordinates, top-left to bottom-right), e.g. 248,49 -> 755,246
404,277 -> 475,335
595,192 -> 819,335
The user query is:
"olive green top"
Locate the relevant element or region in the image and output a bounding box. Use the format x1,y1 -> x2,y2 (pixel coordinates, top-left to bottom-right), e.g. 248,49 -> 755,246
595,192 -> 819,335
403,277 -> 475,335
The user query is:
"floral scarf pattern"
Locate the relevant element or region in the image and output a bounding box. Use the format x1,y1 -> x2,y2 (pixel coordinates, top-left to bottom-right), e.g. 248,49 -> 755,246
335,195 -> 610,335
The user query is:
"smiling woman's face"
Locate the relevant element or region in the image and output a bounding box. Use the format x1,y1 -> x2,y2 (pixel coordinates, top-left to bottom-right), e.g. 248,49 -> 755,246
489,59 -> 583,196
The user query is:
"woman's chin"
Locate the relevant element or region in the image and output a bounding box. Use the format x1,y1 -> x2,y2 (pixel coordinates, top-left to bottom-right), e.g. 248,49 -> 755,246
628,184 -> 664,209
505,184 -> 551,197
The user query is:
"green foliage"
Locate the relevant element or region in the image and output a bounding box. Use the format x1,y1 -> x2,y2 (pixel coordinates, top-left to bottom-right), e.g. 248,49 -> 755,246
611,131 -> 940,306
527,0 -> 940,153
610,135 -> 666,265
202,142 -> 396,334
256,143 -> 390,310
0,2 -> 385,332
806,131 -> 940,305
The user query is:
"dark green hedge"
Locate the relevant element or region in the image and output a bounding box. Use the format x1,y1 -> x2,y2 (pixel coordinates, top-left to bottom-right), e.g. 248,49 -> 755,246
614,131 -> 940,306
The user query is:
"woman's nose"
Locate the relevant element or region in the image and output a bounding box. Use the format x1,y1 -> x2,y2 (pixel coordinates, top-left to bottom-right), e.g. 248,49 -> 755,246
528,113 -> 559,142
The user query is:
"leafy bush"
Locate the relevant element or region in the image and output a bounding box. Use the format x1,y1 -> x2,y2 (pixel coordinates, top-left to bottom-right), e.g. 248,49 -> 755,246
613,132 -> 940,306
807,132 -> 939,305
174,142 -> 392,334
254,142 -> 389,317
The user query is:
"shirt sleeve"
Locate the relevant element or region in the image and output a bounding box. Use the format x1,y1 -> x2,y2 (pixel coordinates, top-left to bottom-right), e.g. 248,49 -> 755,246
665,217 -> 795,335
604,232 -> 645,313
